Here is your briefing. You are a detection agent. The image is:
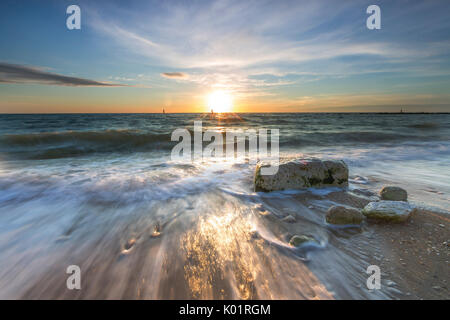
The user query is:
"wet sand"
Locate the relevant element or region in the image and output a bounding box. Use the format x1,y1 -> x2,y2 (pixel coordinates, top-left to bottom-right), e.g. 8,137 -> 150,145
16,186 -> 449,300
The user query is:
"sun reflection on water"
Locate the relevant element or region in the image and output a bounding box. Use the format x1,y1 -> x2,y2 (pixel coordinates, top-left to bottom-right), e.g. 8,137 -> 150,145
181,208 -> 261,299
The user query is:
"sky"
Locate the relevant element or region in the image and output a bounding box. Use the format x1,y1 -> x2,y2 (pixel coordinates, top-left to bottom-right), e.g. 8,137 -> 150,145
0,0 -> 449,113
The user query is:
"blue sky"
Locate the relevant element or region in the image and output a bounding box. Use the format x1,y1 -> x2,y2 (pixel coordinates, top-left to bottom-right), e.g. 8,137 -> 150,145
0,0 -> 449,112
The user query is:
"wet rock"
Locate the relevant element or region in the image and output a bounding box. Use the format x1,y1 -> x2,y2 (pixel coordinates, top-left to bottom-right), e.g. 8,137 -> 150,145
289,235 -> 316,247
255,158 -> 348,192
122,238 -> 136,253
380,186 -> 407,201
282,215 -> 296,223
326,205 -> 364,225
432,286 -> 441,291
362,201 -> 416,223
126,238 -> 136,250
386,280 -> 395,287
151,222 -> 161,238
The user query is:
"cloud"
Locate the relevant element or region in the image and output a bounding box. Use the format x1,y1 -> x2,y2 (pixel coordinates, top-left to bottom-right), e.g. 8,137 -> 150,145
0,62 -> 125,86
161,72 -> 189,79
88,1 -> 417,70
83,0 -> 450,107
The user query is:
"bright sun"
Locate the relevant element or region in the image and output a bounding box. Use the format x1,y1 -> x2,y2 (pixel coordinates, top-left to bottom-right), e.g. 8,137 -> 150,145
207,90 -> 233,113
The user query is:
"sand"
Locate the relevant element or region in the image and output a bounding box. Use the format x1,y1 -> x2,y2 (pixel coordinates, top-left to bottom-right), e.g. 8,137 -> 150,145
370,208 -> 449,299
15,185 -> 450,300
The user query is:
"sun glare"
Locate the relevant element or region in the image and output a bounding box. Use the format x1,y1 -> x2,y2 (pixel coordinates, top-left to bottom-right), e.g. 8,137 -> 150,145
207,90 -> 233,113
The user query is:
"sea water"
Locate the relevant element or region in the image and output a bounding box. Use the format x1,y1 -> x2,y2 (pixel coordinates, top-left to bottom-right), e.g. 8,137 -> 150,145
0,113 -> 448,298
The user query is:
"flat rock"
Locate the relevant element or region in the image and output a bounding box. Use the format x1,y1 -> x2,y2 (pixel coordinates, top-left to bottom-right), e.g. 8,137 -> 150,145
255,158 -> 348,192
326,205 -> 364,225
362,201 -> 416,222
380,186 -> 407,201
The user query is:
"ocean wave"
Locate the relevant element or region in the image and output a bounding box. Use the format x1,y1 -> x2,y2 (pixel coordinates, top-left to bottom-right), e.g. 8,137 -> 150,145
0,130 -> 174,159
280,130 -> 438,147
406,122 -> 440,130
1,129 -> 170,146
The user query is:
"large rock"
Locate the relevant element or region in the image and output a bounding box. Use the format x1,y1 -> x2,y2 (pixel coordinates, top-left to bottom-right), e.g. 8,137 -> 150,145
254,158 -> 348,192
380,186 -> 407,201
362,201 -> 416,222
326,205 -> 364,225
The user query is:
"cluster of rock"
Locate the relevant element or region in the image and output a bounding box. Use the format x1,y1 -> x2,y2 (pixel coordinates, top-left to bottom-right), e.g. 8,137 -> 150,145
253,158 -> 417,247
324,198 -> 416,226
325,186 -> 415,224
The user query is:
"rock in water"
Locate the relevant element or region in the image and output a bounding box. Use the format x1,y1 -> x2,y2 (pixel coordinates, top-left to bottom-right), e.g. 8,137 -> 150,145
282,215 -> 296,223
289,235 -> 316,247
362,201 -> 416,222
380,186 -> 408,201
326,205 -> 364,225
254,158 -> 348,192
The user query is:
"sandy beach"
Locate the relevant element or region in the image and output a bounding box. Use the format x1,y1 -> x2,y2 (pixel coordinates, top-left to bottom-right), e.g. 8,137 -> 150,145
14,179 -> 449,300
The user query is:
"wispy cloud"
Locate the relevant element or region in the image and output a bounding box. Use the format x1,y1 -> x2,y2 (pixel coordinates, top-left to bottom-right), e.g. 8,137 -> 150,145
85,0 -> 450,103
0,63 -> 125,87
88,0 -> 450,69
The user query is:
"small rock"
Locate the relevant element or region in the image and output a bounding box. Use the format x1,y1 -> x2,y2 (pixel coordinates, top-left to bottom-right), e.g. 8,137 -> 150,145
362,201 -> 416,223
439,224 -> 445,228
151,222 -> 161,238
326,205 -> 364,225
289,235 -> 316,247
122,238 -> 136,253
380,186 -> 407,201
432,286 -> 441,291
282,215 -> 296,223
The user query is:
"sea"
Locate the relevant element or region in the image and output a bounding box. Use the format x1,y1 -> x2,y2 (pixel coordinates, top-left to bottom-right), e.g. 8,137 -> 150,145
0,113 -> 448,299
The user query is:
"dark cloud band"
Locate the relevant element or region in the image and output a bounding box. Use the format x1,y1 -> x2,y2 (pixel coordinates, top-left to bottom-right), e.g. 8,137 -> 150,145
161,72 -> 188,79
0,62 -> 124,87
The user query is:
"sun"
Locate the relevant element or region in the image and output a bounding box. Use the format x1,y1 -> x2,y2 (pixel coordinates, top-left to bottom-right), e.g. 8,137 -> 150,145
207,90 -> 233,113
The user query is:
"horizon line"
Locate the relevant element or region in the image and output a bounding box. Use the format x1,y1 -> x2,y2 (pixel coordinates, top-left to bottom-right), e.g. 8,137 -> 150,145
1,111 -> 449,115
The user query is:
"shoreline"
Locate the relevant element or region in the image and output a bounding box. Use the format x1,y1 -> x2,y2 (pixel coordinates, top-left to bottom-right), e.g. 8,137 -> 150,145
15,183 -> 449,300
